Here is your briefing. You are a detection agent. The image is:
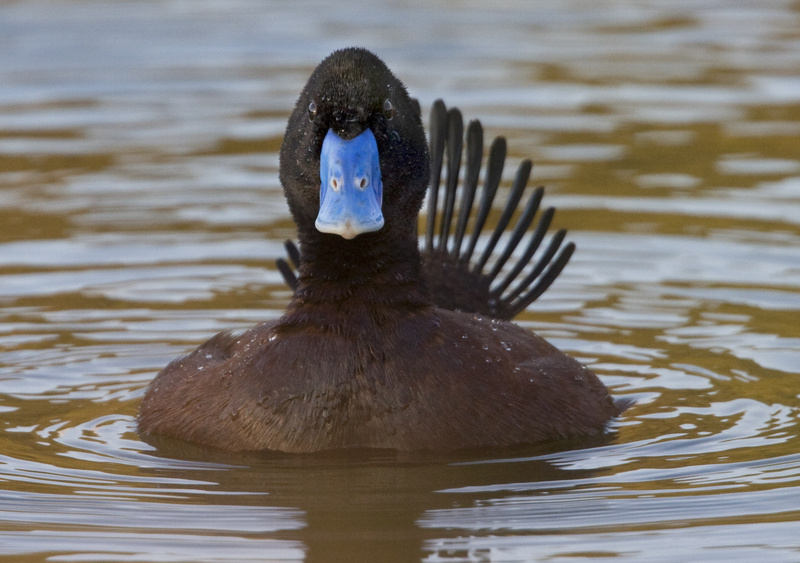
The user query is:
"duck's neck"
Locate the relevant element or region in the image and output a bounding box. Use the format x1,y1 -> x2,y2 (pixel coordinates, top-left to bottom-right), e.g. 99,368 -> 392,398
278,224 -> 432,335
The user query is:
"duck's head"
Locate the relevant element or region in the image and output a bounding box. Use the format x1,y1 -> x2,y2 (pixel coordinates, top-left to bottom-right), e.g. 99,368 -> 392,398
279,48 -> 429,245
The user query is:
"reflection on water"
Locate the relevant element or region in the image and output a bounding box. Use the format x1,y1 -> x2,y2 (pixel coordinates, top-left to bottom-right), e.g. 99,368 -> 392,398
2,0 -> 800,561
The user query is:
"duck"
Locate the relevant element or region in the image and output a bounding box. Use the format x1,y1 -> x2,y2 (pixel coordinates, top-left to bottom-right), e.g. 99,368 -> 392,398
138,47 -> 623,453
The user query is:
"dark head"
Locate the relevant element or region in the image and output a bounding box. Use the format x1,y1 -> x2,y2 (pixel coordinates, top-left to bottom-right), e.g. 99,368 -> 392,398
279,48 -> 429,251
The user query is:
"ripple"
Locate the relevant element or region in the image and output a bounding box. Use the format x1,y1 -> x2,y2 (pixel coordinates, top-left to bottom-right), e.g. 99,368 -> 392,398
0,531 -> 304,562
1,0 -> 800,561
424,521 -> 800,563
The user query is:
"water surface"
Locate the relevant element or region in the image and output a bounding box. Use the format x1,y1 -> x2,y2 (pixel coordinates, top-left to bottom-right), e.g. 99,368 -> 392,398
2,1 -> 800,561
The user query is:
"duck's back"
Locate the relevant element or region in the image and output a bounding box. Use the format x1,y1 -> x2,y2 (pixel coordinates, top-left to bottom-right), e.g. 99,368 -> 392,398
139,307 -> 616,453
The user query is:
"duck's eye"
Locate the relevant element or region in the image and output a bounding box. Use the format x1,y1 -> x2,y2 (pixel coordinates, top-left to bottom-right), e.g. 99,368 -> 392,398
307,101 -> 317,122
383,99 -> 394,120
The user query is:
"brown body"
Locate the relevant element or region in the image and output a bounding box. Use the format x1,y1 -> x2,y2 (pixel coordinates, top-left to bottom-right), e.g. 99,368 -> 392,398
139,301 -> 615,453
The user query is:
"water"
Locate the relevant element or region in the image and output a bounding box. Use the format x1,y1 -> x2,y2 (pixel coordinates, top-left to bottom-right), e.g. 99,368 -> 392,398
2,0 -> 800,561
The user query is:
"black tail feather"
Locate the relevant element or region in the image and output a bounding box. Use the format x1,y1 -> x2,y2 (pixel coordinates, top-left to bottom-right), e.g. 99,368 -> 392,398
485,186 -> 544,281
276,240 -> 301,291
473,159 -> 531,274
491,205 -> 554,297
506,238 -> 575,317
438,108 -> 463,251
452,120 -> 483,259
461,136 -> 505,264
425,100 -> 447,253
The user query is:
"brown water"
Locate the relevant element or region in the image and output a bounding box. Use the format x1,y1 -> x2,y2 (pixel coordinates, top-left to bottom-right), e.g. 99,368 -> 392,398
2,1 -> 800,561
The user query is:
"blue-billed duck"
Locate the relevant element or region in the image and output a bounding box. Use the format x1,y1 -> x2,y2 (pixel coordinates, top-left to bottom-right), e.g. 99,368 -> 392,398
138,47 -> 623,453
